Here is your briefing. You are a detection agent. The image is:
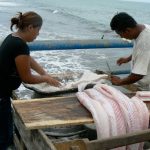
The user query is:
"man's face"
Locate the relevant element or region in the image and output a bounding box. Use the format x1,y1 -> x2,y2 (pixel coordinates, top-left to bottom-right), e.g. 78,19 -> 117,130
116,28 -> 134,40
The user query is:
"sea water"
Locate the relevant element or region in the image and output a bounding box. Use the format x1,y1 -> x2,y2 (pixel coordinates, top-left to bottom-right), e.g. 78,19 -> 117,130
0,0 -> 150,98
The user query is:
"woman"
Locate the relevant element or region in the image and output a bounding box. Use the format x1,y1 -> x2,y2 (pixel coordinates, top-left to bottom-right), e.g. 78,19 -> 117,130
0,11 -> 61,149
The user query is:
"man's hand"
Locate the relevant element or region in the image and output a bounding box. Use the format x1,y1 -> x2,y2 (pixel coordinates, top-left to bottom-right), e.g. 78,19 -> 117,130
117,55 -> 132,66
110,75 -> 122,86
110,73 -> 143,86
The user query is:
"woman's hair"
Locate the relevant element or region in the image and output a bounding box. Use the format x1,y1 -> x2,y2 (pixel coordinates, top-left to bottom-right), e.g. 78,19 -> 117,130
110,12 -> 137,32
10,11 -> 43,31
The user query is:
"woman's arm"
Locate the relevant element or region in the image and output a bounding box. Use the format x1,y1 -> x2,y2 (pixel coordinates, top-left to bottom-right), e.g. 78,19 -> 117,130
30,56 -> 47,75
15,55 -> 61,86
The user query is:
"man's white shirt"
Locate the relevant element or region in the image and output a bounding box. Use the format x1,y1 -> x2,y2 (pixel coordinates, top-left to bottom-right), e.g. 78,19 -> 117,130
131,24 -> 150,89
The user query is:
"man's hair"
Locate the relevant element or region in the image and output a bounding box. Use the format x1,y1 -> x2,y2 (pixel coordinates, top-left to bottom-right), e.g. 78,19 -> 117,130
110,12 -> 137,32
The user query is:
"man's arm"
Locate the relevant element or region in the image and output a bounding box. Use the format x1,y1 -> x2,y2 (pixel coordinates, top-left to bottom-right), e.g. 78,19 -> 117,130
111,73 -> 144,86
117,55 -> 132,66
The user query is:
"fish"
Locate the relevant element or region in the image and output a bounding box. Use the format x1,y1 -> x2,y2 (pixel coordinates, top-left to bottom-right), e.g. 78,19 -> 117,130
24,70 -> 108,94
77,84 -> 149,150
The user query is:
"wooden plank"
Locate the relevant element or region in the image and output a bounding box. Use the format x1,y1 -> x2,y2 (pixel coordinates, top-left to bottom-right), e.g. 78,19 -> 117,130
13,96 -> 65,103
32,130 -> 57,150
13,110 -> 38,150
12,93 -> 150,130
85,129 -> 150,150
13,110 -> 57,150
13,133 -> 26,150
12,96 -> 93,130
54,139 -> 89,150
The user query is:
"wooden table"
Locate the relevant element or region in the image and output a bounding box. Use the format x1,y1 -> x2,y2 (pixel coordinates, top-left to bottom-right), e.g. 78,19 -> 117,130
12,84 -> 150,150
13,96 -> 93,130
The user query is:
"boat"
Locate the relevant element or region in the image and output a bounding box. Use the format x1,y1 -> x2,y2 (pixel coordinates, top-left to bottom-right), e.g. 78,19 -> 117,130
12,39 -> 150,150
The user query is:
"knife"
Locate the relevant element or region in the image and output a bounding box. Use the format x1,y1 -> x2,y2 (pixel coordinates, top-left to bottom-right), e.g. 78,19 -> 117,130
105,60 -> 112,79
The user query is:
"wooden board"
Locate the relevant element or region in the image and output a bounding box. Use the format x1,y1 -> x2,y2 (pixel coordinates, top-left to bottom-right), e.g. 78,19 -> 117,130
12,83 -> 150,131
12,96 -> 93,130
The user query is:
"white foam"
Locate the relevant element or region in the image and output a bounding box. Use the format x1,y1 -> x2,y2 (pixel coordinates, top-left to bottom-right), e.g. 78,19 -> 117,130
52,10 -> 59,14
0,2 -> 19,6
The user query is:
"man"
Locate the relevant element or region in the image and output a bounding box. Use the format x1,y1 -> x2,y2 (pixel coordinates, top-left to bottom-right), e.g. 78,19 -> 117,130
110,12 -> 150,89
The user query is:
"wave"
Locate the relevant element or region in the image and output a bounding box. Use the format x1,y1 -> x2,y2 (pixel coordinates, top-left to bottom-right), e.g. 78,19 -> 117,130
39,6 -> 113,39
121,0 -> 150,3
51,8 -> 110,33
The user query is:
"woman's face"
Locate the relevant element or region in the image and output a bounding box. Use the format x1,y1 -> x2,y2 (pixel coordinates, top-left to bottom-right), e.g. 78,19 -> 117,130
26,25 -> 41,42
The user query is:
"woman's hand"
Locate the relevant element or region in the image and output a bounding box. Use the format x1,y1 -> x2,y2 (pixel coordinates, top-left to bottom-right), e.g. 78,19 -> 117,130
43,74 -> 61,87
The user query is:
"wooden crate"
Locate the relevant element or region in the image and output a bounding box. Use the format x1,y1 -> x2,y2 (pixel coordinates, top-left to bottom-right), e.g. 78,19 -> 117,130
12,96 -> 92,150
12,94 -> 150,150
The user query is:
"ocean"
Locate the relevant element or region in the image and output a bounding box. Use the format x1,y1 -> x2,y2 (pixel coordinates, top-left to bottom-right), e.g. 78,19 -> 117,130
0,0 -> 150,98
